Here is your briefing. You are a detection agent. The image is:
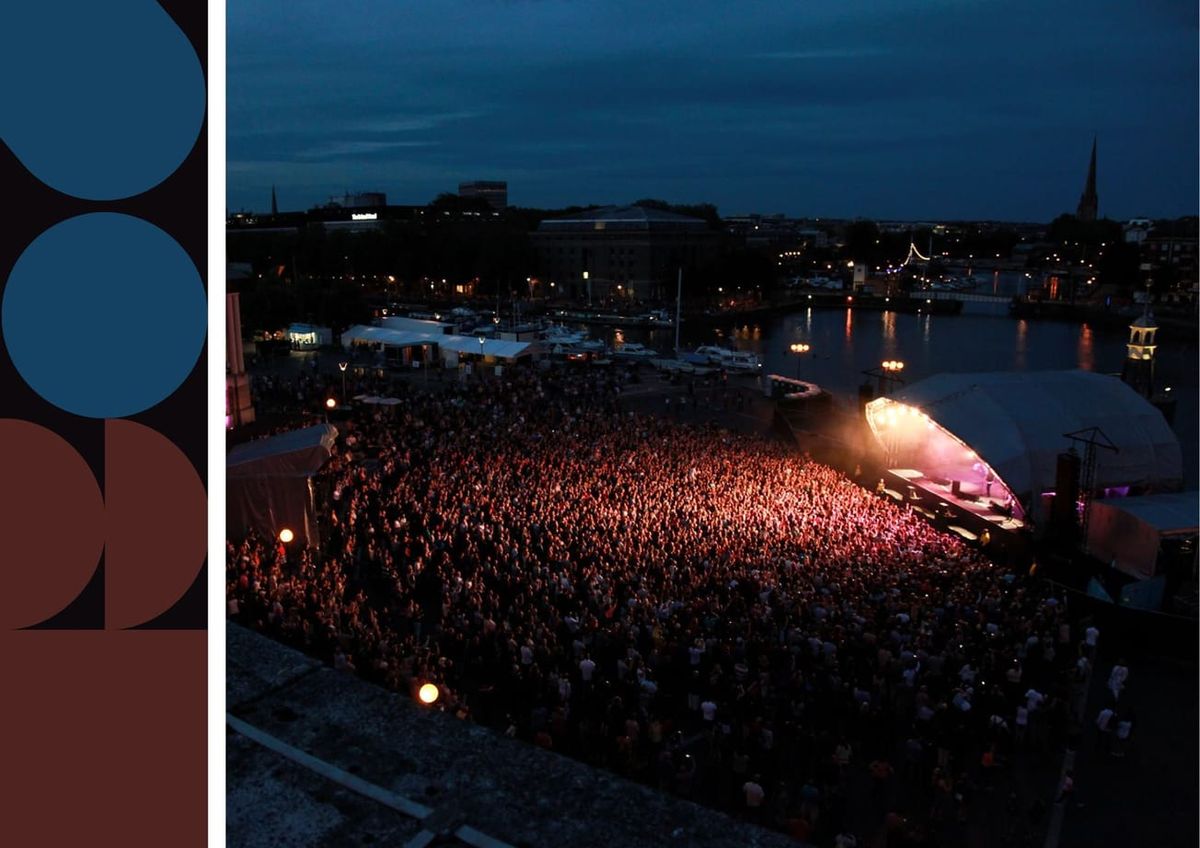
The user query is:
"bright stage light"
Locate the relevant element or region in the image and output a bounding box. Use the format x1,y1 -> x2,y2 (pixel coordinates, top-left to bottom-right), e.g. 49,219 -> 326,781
278,528 -> 294,544
418,683 -> 439,704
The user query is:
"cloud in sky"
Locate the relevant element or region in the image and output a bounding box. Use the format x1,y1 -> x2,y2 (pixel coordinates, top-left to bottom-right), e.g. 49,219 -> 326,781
227,0 -> 1198,220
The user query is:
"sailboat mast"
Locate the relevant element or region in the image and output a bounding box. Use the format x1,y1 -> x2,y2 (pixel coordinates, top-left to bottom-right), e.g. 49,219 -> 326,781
674,267 -> 682,355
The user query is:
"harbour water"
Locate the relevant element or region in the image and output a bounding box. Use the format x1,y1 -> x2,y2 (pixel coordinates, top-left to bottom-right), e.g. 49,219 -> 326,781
607,300 -> 1197,486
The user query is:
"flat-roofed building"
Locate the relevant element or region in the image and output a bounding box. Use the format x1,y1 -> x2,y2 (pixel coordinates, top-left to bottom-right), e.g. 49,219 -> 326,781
458,180 -> 508,209
533,205 -> 719,301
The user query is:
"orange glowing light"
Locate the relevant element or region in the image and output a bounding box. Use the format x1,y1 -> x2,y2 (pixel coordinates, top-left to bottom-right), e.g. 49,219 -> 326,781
278,528 -> 294,544
418,683 -> 439,704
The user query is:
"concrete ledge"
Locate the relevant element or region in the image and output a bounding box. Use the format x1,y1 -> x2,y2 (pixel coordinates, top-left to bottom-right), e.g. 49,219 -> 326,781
228,624 -> 795,848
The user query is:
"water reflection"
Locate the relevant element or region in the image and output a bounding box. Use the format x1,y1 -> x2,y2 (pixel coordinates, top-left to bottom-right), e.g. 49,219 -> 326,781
1077,323 -> 1094,371
625,305 -> 1195,485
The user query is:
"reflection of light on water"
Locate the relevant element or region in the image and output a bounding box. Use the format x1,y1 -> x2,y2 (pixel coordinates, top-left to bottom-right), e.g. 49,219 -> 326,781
921,315 -> 931,344
805,308 -> 813,332
1015,319 -> 1028,369
844,308 -> 853,339
1077,323 -> 1094,371
882,311 -> 895,342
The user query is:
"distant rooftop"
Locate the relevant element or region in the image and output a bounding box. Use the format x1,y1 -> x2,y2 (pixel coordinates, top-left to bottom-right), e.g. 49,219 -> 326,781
538,204 -> 710,232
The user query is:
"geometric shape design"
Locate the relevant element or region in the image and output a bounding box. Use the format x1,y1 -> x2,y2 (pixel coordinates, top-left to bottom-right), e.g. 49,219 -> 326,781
2,213 -> 206,418
105,419 -> 206,629
0,419 -> 104,629
0,2 -> 205,199
4,630 -> 206,844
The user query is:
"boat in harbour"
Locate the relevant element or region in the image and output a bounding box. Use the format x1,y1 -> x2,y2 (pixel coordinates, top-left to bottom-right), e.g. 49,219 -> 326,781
612,342 -> 659,361
691,345 -> 763,371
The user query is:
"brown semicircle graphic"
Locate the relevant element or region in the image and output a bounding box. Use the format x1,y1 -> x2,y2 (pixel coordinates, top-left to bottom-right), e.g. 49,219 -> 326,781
0,419 -> 105,629
104,419 -> 206,629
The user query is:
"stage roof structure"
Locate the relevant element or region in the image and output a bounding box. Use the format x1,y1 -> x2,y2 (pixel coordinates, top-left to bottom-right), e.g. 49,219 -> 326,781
866,370 -> 1182,519
227,424 -> 338,477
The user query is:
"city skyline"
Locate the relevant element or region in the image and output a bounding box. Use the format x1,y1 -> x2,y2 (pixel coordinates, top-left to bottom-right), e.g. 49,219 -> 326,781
229,0 -> 1198,221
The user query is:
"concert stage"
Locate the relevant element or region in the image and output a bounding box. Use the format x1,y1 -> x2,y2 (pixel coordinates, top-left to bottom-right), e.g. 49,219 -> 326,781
883,468 -> 1026,543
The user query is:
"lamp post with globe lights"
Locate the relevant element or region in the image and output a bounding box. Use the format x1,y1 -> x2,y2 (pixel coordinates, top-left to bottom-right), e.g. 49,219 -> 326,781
880,359 -> 905,395
789,342 -> 810,379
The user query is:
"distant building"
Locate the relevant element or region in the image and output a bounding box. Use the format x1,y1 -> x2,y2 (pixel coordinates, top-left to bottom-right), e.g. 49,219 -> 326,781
459,180 -> 508,210
1124,219 -> 1153,244
226,291 -> 255,428
329,191 -> 387,209
533,205 -> 719,301
1142,219 -> 1198,295
1076,138 -> 1098,222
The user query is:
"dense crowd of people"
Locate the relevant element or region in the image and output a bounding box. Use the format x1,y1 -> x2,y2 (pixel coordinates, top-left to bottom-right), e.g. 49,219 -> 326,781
229,364 -> 1102,845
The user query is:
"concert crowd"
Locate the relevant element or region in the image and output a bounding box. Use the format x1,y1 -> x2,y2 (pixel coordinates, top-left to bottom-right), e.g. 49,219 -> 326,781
229,365 -> 1103,846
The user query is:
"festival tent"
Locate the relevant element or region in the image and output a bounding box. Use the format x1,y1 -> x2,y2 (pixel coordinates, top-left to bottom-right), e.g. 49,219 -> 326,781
227,424 -> 337,547
340,324 -> 531,364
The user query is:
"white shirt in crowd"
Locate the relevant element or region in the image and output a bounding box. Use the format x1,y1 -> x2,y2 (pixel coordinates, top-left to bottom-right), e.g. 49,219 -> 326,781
579,657 -> 595,682
1108,665 -> 1129,695
1085,626 -> 1100,646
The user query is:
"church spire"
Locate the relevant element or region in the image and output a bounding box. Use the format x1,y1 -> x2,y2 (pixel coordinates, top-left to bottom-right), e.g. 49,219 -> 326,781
1076,137 -> 1098,222
270,185 -> 278,216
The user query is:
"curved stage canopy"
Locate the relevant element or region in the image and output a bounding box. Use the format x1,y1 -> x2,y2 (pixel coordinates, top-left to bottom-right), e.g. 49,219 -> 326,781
865,370 -> 1182,522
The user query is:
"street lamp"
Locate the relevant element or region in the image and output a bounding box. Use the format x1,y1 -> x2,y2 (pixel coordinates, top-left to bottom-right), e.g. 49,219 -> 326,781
325,397 -> 336,410
789,342 -> 811,379
880,359 -> 905,396
338,361 -> 348,402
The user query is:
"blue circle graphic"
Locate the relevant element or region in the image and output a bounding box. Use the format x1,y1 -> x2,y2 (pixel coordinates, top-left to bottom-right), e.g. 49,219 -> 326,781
0,1 -> 205,200
2,213 -> 206,418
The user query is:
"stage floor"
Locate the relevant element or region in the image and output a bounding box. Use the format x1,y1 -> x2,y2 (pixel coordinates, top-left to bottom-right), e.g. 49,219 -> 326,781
889,468 -> 1026,531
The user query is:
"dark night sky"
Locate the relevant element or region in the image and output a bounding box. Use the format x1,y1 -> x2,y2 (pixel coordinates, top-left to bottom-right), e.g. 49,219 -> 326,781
228,0 -> 1198,221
